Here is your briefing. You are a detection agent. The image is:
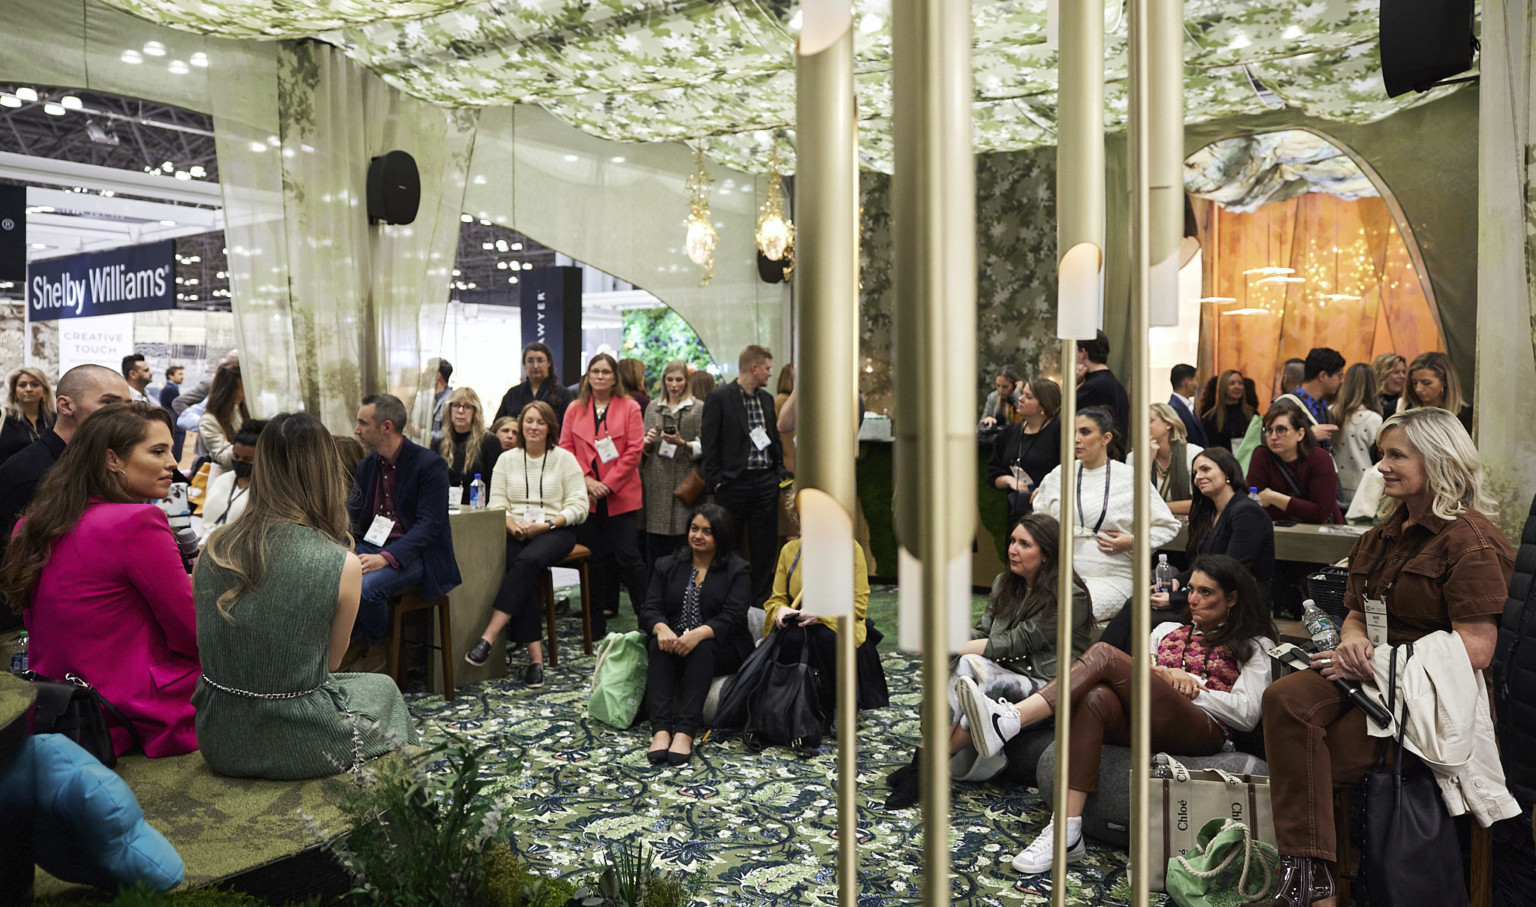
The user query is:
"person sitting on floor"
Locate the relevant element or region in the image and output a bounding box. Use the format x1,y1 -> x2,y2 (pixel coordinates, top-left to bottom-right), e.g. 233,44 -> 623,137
885,513 -> 1094,809
199,419 -> 266,540
193,412 -> 419,779
464,401 -> 588,688
0,402 -> 199,758
346,393 -> 461,673
639,504 -> 753,767
959,554 -> 1276,874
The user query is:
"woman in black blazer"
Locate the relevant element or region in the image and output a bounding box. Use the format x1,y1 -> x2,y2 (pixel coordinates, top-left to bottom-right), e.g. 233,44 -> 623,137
639,504 -> 753,766
1100,447 -> 1275,653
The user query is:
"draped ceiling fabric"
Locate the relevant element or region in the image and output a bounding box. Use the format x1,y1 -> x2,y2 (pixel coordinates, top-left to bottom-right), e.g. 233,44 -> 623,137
98,0 -> 1465,175
1196,193 -> 1443,402
1184,130 -> 1380,214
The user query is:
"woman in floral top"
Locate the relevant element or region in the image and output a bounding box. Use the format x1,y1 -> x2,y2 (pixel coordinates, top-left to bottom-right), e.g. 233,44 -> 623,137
957,554 -> 1277,874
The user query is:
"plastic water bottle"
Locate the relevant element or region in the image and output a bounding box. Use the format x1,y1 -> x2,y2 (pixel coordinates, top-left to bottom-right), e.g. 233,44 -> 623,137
1302,599 -> 1340,651
1248,486 -> 1262,504
469,474 -> 486,510
10,631 -> 27,674
1154,553 -> 1176,593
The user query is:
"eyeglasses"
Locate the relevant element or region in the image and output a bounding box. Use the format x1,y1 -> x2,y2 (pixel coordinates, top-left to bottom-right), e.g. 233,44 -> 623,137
1263,425 -> 1292,436
449,403 -> 475,411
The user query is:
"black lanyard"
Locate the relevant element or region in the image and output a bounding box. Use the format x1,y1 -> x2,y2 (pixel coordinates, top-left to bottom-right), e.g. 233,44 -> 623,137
523,449 -> 549,506
1076,461 -> 1112,534
1364,525 -> 1431,601
593,403 -> 609,436
1012,422 -> 1048,476
215,481 -> 248,527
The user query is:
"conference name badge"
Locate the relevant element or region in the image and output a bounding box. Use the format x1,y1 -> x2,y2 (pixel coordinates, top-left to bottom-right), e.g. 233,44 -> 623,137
364,514 -> 396,546
657,439 -> 678,459
1364,597 -> 1389,648
749,426 -> 771,451
524,505 -> 545,524
595,436 -> 619,463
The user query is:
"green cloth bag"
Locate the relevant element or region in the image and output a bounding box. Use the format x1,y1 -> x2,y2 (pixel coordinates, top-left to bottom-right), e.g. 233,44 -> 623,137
1165,817 -> 1282,907
587,631 -> 648,729
1235,414 -> 1264,475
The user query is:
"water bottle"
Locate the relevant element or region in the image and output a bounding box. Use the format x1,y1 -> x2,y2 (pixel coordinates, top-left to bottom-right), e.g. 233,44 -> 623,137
469,474 -> 486,510
1248,486 -> 1262,504
1302,599 -> 1340,651
10,631 -> 27,674
1154,553 -> 1176,593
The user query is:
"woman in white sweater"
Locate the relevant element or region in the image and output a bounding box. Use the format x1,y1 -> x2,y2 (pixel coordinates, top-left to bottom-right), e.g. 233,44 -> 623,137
464,400 -> 589,689
197,364 -> 248,489
1331,363 -> 1383,509
1032,406 -> 1180,622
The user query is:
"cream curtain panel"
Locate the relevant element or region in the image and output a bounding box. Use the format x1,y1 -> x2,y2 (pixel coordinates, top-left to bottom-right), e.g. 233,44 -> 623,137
211,40 -> 476,430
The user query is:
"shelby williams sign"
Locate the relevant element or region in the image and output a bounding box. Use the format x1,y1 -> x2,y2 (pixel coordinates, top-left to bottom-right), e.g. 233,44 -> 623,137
27,240 -> 174,321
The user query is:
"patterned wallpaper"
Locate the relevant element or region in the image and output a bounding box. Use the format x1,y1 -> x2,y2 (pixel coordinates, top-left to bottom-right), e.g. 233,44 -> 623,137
858,144 -> 1061,414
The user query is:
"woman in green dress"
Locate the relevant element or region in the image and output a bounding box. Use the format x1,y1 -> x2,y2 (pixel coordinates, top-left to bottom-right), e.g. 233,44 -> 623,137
193,411 -> 418,779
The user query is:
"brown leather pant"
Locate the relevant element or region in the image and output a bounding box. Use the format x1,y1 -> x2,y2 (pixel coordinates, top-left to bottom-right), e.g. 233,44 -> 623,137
1038,641 -> 1228,793
1261,667 -> 1375,860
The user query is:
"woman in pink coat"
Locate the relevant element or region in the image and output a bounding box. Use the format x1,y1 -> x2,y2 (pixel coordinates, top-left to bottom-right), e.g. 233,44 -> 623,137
561,353 -> 646,638
1,402 -> 198,758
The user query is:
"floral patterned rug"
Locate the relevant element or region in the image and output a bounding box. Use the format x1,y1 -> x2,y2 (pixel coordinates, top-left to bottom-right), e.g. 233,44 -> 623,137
405,587 -> 1151,907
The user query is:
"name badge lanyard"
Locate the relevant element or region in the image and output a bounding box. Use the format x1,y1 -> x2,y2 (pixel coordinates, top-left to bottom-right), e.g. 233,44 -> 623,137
591,404 -> 611,473
1076,460 -> 1112,534
524,449 -> 549,508
215,481 -> 248,527
1363,530 -> 1430,609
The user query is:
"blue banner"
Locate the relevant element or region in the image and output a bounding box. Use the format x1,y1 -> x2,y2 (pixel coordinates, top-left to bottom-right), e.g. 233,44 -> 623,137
27,240 -> 174,321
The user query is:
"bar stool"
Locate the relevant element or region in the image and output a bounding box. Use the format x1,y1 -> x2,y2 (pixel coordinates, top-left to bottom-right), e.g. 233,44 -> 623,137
537,545 -> 592,668
387,589 -> 455,701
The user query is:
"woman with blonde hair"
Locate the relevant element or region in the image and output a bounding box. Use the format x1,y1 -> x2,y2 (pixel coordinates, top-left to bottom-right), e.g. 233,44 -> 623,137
436,386 -> 502,505
1371,352 -> 1407,416
1331,363 -> 1383,508
194,412 -> 417,779
1137,402 -> 1203,516
0,367 -> 55,466
641,359 -> 706,562
1401,350 -> 1472,434
1261,407 -> 1517,904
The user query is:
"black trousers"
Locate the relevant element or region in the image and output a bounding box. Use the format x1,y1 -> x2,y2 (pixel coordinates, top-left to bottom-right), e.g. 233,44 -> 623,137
491,527 -> 577,646
646,636 -> 745,737
714,470 -> 780,605
775,623 -> 839,717
577,507 -> 648,638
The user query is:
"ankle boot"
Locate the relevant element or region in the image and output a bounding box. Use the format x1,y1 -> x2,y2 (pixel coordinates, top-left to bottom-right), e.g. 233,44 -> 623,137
886,747 -> 921,789
883,747 -> 923,809
1270,855 -> 1335,907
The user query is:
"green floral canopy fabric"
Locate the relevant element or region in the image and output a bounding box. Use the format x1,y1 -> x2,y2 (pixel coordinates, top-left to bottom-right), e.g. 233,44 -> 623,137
99,0 -> 1462,173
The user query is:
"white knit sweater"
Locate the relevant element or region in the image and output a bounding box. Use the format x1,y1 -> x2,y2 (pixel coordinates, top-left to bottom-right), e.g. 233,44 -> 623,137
488,446 -> 589,528
1033,459 -> 1181,620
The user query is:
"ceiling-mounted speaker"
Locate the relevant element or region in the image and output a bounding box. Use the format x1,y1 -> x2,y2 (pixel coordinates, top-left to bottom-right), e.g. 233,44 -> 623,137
367,150 -> 420,225
1379,0 -> 1476,98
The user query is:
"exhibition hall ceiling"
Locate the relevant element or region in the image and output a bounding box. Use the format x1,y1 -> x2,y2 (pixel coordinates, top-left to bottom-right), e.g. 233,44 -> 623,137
95,0 -> 1466,173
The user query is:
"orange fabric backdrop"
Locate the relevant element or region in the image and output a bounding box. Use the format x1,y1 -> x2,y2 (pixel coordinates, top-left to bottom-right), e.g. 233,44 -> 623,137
1196,194 -> 1444,402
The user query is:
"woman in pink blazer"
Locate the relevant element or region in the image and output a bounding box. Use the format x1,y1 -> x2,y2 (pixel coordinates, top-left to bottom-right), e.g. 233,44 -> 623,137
561,353 -> 647,638
0,402 -> 198,758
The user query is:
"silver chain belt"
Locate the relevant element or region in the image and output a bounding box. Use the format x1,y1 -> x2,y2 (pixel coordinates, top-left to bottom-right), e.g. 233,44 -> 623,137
200,674 -> 323,700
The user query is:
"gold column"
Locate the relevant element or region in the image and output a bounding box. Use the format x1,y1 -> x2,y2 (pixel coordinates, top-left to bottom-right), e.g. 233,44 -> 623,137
1051,0 -> 1103,899
892,0 -> 975,903
794,3 -> 861,902
1148,0 -> 1185,326
1128,0 -> 1157,902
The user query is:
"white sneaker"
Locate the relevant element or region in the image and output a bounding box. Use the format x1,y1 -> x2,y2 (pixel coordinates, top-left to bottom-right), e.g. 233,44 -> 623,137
1011,821 -> 1086,874
957,676 -> 1020,759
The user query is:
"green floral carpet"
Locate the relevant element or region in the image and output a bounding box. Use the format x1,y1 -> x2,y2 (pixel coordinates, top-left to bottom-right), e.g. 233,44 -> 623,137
405,586 -> 1147,906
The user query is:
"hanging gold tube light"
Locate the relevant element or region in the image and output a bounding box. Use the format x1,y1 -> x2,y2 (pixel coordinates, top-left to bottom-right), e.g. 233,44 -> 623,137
1148,0 -> 1186,327
793,2 -> 860,901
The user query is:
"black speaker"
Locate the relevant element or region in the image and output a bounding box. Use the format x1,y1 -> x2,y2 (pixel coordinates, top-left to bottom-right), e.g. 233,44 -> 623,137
0,185 -> 23,283
1379,0 -> 1476,98
367,150 -> 420,225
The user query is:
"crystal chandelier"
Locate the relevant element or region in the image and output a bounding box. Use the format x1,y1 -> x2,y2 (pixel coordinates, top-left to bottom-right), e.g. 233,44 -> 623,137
684,148 -> 717,285
755,145 -> 794,270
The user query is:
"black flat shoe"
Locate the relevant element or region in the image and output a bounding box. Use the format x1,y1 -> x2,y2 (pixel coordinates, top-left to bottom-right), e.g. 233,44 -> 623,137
667,748 -> 692,767
883,770 -> 920,809
464,638 -> 492,667
523,662 -> 545,688
647,747 -> 670,765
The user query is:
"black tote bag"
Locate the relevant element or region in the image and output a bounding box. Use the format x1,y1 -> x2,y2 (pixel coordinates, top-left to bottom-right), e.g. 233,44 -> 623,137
742,625 -> 825,756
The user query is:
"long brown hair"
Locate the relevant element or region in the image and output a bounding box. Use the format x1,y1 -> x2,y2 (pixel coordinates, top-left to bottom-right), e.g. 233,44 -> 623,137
436,386 -> 488,474
1332,362 -> 1381,426
574,352 -> 629,409
1,402 -> 173,612
985,513 -> 1090,628
1202,369 -> 1254,432
206,363 -> 250,438
201,412 -> 352,622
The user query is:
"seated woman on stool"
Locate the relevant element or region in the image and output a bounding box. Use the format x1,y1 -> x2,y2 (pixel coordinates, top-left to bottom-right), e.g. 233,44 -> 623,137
762,525 -> 890,724
885,513 -> 1094,809
1032,406 -> 1180,622
1260,408 -> 1516,907
639,504 -> 752,766
464,401 -> 588,689
0,402 -> 199,758
194,413 -> 418,779
1100,447 -> 1274,653
959,554 -> 1276,874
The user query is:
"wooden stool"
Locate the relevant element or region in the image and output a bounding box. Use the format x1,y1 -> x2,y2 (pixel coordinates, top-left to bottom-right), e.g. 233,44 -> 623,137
387,589 -> 455,701
537,545 -> 592,668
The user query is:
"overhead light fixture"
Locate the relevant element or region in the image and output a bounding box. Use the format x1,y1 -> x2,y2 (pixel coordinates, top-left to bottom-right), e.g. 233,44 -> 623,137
495,239 -> 509,252
25,205 -> 54,214
511,242 -> 523,251
30,243 -> 46,249
159,219 -> 177,226
120,50 -> 143,64
683,147 -> 717,285
1242,266 -> 1294,276
563,154 -> 579,162
189,165 -> 205,178
174,170 -> 191,180
754,144 -> 794,272
190,52 -> 208,67
508,276 -> 518,284
1197,296 -> 1237,303
168,61 -> 189,75
60,95 -> 82,110
0,95 -> 20,108
143,41 -> 166,57
1319,294 -> 1361,301
86,121 -> 120,146
43,103 -> 65,116
610,156 -> 626,164
15,87 -> 38,102
1221,307 -> 1273,316
1255,275 -> 1304,285
481,242 -> 494,250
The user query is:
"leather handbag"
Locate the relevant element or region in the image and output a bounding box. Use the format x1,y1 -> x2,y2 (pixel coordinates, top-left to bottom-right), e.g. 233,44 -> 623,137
1148,754 -> 1276,891
672,468 -> 706,506
742,625 -> 825,757
25,671 -> 141,768
1363,645 -> 1467,907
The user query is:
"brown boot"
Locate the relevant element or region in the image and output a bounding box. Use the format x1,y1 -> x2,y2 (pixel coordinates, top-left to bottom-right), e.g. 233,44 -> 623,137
1270,855 -> 1335,907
